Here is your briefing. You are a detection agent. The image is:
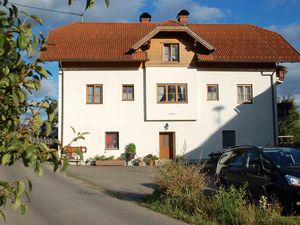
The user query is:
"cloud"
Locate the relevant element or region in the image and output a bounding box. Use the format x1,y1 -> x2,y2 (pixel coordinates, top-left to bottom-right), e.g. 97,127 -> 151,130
267,24 -> 300,47
11,0 -> 227,26
190,5 -> 224,22
281,24 -> 300,43
12,0 -> 146,25
31,78 -> 58,101
151,0 -> 226,23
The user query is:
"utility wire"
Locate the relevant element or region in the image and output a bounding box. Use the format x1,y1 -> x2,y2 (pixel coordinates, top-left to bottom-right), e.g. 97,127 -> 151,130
1,1 -> 84,21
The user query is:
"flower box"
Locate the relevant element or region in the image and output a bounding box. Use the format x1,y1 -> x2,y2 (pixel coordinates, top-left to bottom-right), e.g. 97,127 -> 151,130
95,160 -> 125,166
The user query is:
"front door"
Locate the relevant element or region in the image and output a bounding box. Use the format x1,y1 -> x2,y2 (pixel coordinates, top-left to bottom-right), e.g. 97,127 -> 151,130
159,132 -> 174,159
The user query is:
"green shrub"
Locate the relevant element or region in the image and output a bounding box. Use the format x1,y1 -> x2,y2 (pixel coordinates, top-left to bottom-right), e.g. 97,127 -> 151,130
125,143 -> 136,154
94,155 -> 105,160
94,155 -> 115,161
145,154 -> 158,161
120,153 -> 126,160
153,161 -> 207,214
204,186 -> 246,224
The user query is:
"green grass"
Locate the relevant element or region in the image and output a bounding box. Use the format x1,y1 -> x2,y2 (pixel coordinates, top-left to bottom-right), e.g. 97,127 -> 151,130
143,194 -> 215,225
143,190 -> 300,225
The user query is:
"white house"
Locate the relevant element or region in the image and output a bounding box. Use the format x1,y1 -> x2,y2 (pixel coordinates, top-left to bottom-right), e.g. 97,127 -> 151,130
40,11 -> 300,160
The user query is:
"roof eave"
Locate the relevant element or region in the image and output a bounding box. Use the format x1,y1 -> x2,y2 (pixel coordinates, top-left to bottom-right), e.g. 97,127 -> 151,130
40,58 -> 148,62
131,26 -> 215,51
198,59 -> 300,63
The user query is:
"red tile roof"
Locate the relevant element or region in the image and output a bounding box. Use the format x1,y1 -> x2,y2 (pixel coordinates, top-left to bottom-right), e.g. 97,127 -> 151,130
39,21 -> 300,63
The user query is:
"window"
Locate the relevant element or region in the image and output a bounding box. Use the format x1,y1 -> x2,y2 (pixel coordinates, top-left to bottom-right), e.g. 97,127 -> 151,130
207,84 -> 219,101
122,84 -> 134,101
246,150 -> 261,170
87,84 -> 103,104
163,44 -> 179,62
237,84 -> 252,104
230,151 -> 247,167
157,84 -> 187,103
105,132 -> 119,150
222,130 -> 236,149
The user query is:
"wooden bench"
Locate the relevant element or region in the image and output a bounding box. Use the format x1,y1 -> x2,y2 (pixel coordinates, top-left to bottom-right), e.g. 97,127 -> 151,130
63,146 -> 87,165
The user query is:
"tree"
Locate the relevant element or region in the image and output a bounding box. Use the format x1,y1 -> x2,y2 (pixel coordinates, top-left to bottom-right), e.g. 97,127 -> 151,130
278,96 -> 300,146
0,0 -> 110,218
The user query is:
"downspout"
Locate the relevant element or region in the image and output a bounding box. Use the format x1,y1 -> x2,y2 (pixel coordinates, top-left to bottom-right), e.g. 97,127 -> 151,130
270,72 -> 278,146
59,61 -> 64,151
143,61 -> 147,121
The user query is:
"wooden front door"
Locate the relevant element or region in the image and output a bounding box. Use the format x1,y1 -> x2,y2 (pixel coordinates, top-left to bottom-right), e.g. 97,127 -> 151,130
159,132 -> 174,159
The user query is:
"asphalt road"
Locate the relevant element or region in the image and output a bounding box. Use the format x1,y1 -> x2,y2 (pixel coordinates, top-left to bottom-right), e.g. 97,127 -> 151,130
1,163 -> 187,225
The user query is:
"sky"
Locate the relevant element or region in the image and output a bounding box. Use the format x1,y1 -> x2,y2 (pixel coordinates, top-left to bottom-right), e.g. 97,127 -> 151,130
10,0 -> 300,105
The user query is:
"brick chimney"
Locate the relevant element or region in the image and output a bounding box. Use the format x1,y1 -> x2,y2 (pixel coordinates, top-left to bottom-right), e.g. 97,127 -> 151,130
140,12 -> 151,23
177,9 -> 190,24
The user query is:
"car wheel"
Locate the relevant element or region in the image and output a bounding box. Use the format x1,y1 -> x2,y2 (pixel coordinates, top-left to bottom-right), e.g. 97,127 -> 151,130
216,177 -> 227,189
267,191 -> 281,206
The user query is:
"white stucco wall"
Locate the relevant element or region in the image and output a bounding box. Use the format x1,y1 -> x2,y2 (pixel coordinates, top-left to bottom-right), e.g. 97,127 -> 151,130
60,67 -> 275,160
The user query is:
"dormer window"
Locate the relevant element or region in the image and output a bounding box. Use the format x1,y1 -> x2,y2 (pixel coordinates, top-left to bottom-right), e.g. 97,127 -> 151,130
163,44 -> 179,62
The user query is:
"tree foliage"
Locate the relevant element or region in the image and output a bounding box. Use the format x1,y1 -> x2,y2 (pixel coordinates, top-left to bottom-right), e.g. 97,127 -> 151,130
0,1 -> 93,219
278,96 -> 300,146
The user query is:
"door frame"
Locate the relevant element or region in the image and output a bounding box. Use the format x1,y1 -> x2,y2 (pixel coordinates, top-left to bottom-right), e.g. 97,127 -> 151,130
159,132 -> 176,159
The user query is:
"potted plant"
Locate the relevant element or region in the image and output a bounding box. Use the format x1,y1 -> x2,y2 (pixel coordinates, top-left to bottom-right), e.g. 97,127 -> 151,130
125,143 -> 136,164
133,157 -> 145,166
276,66 -> 288,81
143,154 -> 159,166
93,155 -> 125,166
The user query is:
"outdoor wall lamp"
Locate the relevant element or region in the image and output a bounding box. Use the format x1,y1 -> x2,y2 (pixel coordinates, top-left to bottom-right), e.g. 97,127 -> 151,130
164,123 -> 169,130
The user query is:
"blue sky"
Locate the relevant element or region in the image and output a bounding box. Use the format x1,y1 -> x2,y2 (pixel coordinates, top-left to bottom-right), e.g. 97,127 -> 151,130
15,0 -> 300,104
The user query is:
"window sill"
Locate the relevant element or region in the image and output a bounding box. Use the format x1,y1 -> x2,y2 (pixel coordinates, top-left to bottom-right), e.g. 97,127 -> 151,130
162,61 -> 180,64
157,102 -> 188,104
105,148 -> 119,150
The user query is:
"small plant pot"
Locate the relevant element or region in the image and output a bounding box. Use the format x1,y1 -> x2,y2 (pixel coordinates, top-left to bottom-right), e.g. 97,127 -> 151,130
145,160 -> 155,166
138,161 -> 145,166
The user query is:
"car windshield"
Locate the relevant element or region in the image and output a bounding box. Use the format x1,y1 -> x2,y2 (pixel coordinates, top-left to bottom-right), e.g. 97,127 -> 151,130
263,147 -> 300,168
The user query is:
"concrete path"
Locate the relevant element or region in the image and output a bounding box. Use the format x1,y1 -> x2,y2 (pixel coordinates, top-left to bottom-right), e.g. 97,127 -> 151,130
1,163 -> 188,225
65,165 -> 156,201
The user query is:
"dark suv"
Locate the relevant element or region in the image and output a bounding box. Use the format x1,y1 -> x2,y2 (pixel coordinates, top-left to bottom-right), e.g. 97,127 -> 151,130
216,145 -> 300,213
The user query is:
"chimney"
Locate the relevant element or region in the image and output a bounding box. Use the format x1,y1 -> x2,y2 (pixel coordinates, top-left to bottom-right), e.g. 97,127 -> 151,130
177,9 -> 190,24
140,12 -> 151,23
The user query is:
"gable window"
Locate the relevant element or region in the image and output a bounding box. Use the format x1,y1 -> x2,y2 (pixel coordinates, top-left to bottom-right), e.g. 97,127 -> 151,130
207,84 -> 219,101
237,84 -> 252,104
222,130 -> 236,149
87,84 -> 103,104
105,132 -> 119,150
157,83 -> 187,103
122,84 -> 134,101
163,44 -> 179,62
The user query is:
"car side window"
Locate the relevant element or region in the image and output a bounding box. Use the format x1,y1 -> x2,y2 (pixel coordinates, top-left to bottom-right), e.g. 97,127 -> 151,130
260,154 -> 274,171
246,150 -> 261,170
229,150 -> 247,167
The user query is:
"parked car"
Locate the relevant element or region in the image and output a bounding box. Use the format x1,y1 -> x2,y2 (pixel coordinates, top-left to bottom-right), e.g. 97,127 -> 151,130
216,145 -> 300,213
202,152 -> 224,174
